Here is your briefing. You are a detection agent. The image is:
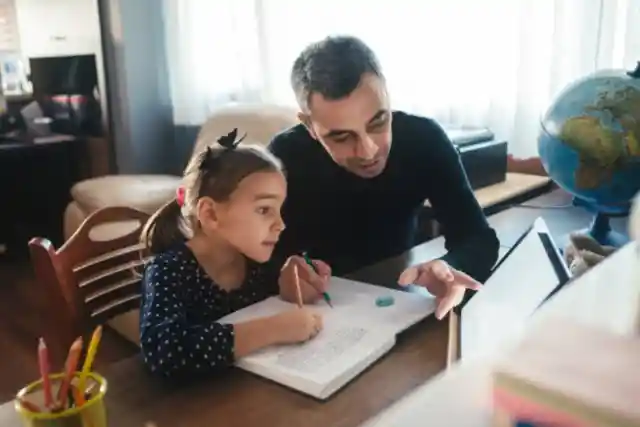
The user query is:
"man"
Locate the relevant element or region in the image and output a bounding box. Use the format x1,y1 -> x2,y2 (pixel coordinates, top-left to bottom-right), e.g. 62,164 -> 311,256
270,35 -> 499,319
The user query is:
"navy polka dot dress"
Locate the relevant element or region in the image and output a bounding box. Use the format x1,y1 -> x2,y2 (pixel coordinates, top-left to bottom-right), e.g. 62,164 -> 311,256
139,243 -> 279,378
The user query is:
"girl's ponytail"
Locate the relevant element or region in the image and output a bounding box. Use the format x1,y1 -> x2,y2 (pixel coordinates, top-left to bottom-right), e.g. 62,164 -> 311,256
141,199 -> 184,255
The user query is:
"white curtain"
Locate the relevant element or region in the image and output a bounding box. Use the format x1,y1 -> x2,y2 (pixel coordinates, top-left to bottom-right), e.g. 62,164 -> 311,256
163,0 -> 640,158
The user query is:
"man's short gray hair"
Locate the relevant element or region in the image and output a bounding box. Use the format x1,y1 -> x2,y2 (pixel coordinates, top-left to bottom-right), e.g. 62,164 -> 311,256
290,35 -> 384,111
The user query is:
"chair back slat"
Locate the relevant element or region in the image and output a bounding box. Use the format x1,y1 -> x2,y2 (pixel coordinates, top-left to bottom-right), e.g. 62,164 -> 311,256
91,295 -> 141,326
29,206 -> 151,358
79,259 -> 144,286
84,276 -> 141,315
74,243 -> 147,282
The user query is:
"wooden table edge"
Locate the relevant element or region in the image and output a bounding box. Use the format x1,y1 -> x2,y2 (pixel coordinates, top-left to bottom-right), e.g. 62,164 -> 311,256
424,173 -> 553,210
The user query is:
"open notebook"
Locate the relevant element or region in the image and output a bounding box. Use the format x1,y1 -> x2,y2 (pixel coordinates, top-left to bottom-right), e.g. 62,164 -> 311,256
218,277 -> 436,399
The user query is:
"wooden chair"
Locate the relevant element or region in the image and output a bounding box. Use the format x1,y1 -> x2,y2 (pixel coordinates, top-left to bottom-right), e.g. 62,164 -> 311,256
29,206 -> 151,364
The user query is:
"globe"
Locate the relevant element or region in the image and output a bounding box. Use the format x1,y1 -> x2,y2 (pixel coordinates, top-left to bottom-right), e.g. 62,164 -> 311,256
538,61 -> 640,246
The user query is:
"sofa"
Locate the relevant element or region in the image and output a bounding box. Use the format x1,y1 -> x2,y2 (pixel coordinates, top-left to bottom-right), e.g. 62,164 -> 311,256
65,104 -> 299,240
68,103 -> 299,345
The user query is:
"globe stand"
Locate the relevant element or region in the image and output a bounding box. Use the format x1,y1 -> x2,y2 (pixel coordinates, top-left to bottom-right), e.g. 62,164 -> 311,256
557,200 -> 631,256
576,212 -> 630,248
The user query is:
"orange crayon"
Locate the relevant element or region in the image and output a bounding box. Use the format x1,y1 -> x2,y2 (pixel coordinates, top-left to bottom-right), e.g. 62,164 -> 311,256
56,337 -> 83,407
293,265 -> 303,308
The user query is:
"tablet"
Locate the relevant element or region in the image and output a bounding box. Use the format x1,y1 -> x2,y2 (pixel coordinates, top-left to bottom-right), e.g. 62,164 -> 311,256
458,217 -> 572,361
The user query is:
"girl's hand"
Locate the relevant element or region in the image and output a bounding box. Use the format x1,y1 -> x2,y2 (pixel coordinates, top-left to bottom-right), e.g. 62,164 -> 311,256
279,255 -> 331,304
271,307 -> 323,344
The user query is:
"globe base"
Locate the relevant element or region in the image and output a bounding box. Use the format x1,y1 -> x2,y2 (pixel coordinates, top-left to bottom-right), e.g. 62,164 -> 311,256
578,212 -> 629,248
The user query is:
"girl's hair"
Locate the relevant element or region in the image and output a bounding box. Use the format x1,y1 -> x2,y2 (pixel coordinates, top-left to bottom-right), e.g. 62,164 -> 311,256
141,129 -> 282,254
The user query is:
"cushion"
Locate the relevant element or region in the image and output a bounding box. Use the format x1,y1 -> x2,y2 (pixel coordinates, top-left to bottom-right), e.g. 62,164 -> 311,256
71,174 -> 181,214
193,104 -> 299,156
63,201 -> 89,239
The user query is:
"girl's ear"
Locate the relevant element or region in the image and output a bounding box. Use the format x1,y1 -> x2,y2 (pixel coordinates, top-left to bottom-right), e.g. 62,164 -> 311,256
195,196 -> 221,230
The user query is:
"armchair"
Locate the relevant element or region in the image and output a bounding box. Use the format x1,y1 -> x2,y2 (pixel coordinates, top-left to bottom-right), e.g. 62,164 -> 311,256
64,104 -> 299,240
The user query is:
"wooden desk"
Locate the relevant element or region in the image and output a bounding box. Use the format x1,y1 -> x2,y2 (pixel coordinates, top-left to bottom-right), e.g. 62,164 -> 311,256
0,272 -> 453,427
487,189 -> 628,249
425,173 -> 552,211
361,238 -> 640,426
367,189 -> 628,287
0,183 -> 531,427
421,173 -> 552,238
474,173 -> 552,209
0,189 -> 622,427
0,325 -> 449,427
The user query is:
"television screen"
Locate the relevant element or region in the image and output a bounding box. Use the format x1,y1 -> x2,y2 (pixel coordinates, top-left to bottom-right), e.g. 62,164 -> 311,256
29,54 -> 98,95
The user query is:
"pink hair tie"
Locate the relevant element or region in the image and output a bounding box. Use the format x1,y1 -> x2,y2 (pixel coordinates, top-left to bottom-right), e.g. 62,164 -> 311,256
176,186 -> 185,207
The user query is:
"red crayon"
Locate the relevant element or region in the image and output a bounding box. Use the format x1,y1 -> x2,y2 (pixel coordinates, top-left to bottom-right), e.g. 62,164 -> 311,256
37,338 -> 53,408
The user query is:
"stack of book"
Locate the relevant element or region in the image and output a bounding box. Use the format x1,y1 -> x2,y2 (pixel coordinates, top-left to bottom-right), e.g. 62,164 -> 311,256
491,316 -> 640,427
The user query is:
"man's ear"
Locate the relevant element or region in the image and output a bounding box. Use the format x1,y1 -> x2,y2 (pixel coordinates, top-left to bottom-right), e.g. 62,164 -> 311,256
297,112 -> 318,140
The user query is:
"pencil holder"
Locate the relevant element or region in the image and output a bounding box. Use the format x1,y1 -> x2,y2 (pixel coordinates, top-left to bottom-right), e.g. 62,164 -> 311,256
14,372 -> 108,427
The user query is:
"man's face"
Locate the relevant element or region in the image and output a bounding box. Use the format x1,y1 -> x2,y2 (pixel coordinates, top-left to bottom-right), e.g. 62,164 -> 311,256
301,74 -> 392,178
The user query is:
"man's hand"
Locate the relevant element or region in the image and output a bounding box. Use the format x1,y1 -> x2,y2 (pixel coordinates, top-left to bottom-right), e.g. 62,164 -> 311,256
279,255 -> 331,304
398,260 -> 481,319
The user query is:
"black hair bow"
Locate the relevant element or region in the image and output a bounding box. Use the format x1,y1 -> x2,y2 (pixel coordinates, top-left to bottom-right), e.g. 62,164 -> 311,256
217,128 -> 247,150
200,128 -> 247,171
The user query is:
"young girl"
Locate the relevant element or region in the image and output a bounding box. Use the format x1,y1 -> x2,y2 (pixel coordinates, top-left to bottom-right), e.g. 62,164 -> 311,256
139,129 -> 324,379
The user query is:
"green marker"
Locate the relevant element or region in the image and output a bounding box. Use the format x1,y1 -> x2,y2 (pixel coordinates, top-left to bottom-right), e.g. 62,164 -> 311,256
302,251 -> 333,308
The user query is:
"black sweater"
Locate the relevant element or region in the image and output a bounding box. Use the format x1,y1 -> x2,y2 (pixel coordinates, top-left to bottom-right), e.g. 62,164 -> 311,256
268,111 -> 499,281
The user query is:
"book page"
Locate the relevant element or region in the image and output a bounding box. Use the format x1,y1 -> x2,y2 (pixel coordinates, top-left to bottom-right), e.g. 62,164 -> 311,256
219,277 -> 436,339
315,277 -> 436,333
236,314 -> 392,385
274,324 -> 368,374
218,296 -> 385,374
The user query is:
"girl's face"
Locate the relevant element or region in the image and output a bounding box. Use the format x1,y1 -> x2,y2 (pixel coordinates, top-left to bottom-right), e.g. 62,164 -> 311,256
200,170 -> 287,262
